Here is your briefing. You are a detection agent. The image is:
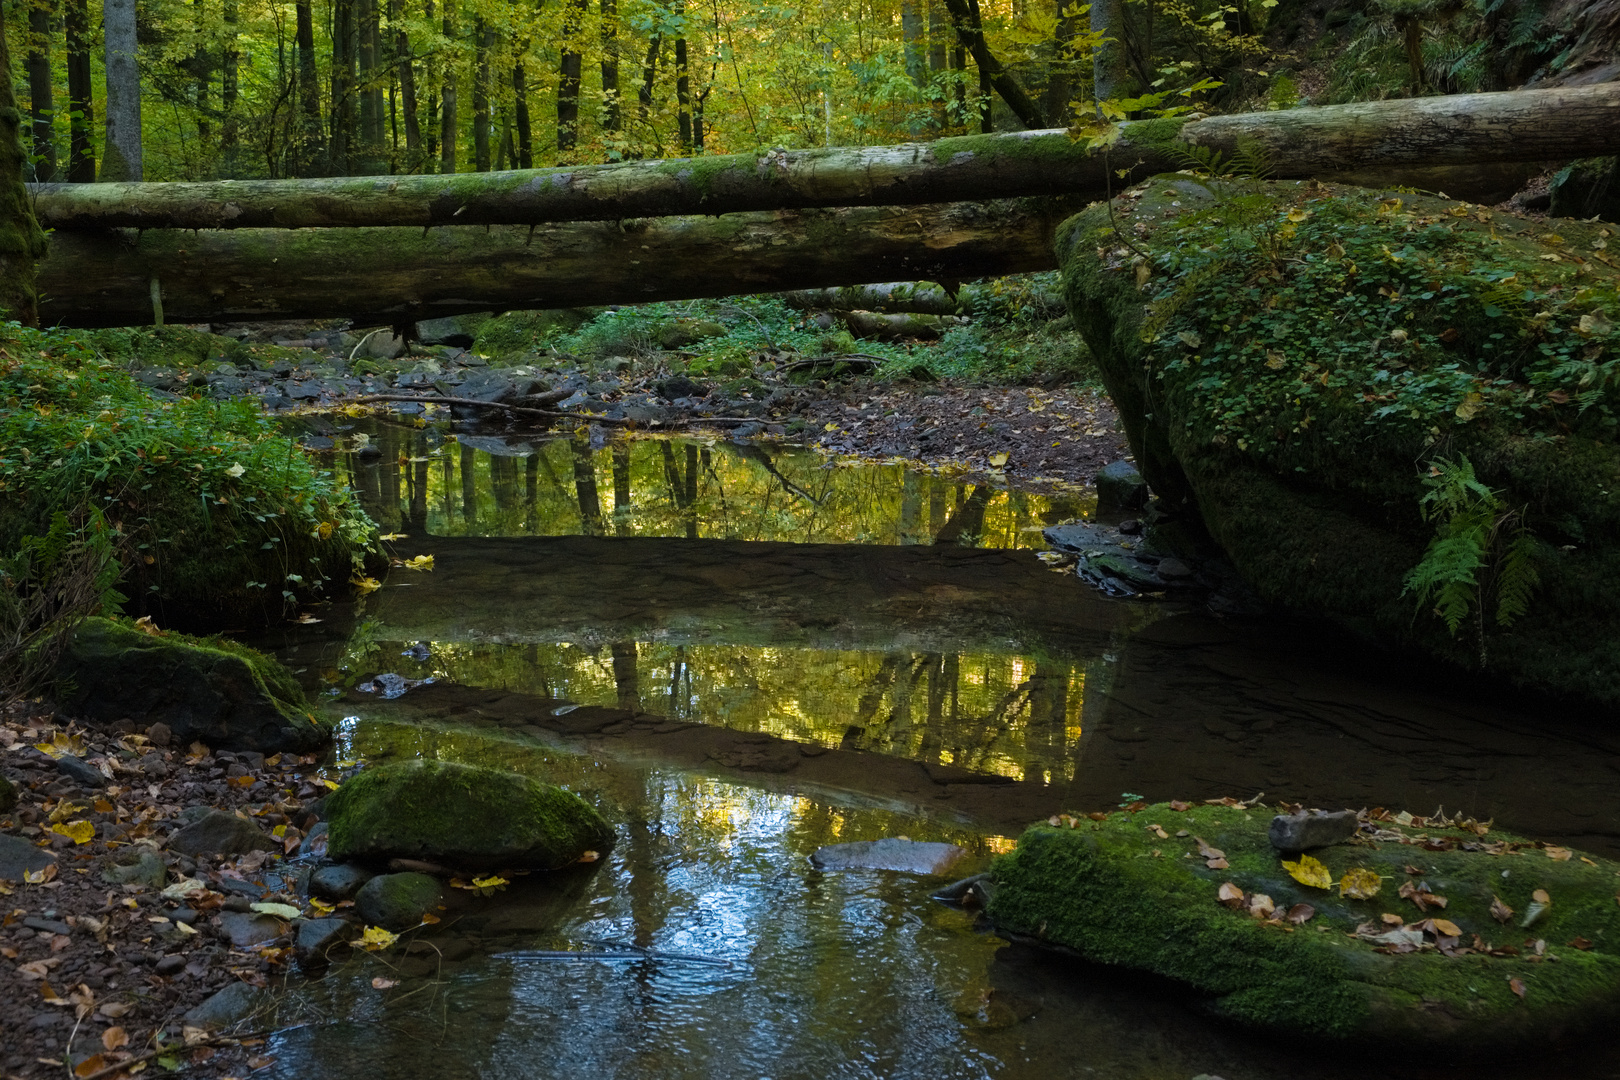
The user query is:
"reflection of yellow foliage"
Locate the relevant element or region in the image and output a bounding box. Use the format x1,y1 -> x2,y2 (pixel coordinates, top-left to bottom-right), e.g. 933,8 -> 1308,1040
1339,867 -> 1383,900
404,555 -> 434,571
1281,854 -> 1333,890
351,576 -> 382,594
451,875 -> 510,897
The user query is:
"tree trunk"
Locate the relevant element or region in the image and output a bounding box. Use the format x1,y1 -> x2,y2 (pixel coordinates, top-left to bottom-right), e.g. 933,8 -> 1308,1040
941,0 -> 1044,130
675,26 -> 691,151
64,0 -> 92,181
221,0 -> 240,159
392,0 -> 422,166
0,13 -> 49,322
37,198 -> 1073,327
1090,0 -> 1128,105
439,0 -> 457,173
100,0 -> 141,180
295,0 -> 322,174
512,60 -> 532,168
638,35 -> 659,125
601,0 -> 620,133
558,0 -> 587,152
25,2 -> 55,183
473,19 -> 491,170
331,0 -> 356,173
38,85 -> 1619,230
359,0 -> 385,157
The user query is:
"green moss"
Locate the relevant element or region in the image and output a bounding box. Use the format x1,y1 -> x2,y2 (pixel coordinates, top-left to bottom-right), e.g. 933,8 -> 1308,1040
989,802 -> 1620,1047
1119,117 -> 1190,154
1062,177 -> 1620,703
325,758 -> 616,872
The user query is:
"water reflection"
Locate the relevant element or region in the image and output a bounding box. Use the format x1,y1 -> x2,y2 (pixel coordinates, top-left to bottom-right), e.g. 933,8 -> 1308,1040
315,418 -> 1089,545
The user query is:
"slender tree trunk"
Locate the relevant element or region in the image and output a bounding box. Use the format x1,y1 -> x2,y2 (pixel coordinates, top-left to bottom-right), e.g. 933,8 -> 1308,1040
971,0 -> 991,132
359,0 -> 384,155
1090,0 -> 1127,104
331,0 -> 356,173
638,35 -> 660,123
222,0 -> 241,159
675,36 -> 691,151
1043,0 -> 1076,128
100,0 -> 142,180
64,0 -> 92,181
439,0 -> 457,173
942,0 -> 1044,129
295,0 -> 322,174
392,0 -> 422,167
902,1 -> 926,88
0,13 -> 49,322
512,60 -> 532,168
36,198 -> 1075,327
25,2 -> 56,183
557,0 -> 586,152
473,19 -> 491,170
601,0 -> 620,133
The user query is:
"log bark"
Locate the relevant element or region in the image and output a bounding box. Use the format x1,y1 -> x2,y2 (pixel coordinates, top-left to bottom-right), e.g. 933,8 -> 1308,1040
36,199 -> 1077,328
32,85 -> 1620,232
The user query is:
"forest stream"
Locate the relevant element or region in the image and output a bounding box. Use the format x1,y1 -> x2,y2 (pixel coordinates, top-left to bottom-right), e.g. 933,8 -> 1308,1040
235,421 -> 1620,1080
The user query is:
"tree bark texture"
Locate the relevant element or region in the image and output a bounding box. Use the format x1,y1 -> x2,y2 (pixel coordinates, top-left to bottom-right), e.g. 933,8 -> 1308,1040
557,0 -> 587,151
473,19 -> 491,170
0,14 -> 50,322
99,0 -> 141,180
32,84 -> 1620,231
294,0 -> 322,173
36,199 -> 1075,328
64,0 -> 93,181
600,0 -> 620,132
439,1 -> 457,173
26,2 -> 55,183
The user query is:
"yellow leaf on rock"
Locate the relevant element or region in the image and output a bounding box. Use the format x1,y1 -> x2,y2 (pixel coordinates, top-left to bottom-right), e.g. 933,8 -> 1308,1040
52,821 -> 94,845
1339,867 -> 1382,900
1281,854 -> 1333,890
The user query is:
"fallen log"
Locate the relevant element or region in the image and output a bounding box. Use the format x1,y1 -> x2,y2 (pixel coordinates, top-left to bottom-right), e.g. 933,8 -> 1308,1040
29,84 -> 1620,232
36,199 -> 1075,328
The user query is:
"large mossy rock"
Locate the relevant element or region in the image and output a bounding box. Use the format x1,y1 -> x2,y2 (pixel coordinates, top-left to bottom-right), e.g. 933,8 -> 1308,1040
325,759 -> 614,872
988,803 -> 1620,1049
57,617 -> 326,752
1061,176 -> 1620,705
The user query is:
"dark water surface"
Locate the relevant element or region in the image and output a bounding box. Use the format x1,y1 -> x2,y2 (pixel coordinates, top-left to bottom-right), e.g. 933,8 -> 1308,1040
245,428 -> 1620,1080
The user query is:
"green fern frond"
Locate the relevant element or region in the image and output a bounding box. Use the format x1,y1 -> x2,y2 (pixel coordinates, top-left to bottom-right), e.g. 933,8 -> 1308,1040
1494,528 -> 1541,628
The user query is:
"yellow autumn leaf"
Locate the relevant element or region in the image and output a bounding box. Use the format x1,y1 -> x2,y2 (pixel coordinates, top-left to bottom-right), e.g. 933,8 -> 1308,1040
1281,854 -> 1333,890
314,521 -> 335,540
308,898 -> 336,915
988,452 -> 1009,468
321,778 -> 340,790
351,576 -> 382,595
404,555 -> 434,571
357,926 -> 398,951
52,820 -> 95,845
1339,867 -> 1382,900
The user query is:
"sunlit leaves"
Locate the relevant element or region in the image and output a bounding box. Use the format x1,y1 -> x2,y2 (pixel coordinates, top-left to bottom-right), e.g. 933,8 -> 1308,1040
1280,854 -> 1332,890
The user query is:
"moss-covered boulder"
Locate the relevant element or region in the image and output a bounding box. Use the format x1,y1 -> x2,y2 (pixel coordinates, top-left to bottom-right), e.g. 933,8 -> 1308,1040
1061,176 -> 1620,705
57,617 -> 326,753
354,872 -> 445,931
325,759 -> 614,872
988,802 -> 1620,1049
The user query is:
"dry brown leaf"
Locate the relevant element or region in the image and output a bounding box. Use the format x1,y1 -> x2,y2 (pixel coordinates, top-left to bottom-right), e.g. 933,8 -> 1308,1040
1194,837 -> 1225,860
1217,882 -> 1245,910
99,1001 -> 133,1019
1431,918 -> 1463,938
1509,977 -> 1527,1000
1168,800 -> 1190,812
1544,846 -> 1573,861
1246,893 -> 1276,920
1532,888 -> 1551,904
1285,903 -> 1316,925
101,1026 -> 129,1051
371,976 -> 399,989
1206,857 -> 1229,870
1380,913 -> 1405,927
1570,937 -> 1594,950
1491,896 -> 1514,923
72,1054 -> 105,1077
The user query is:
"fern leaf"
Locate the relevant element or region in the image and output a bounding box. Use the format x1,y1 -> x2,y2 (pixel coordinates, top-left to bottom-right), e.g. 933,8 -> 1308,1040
1494,530 -> 1541,628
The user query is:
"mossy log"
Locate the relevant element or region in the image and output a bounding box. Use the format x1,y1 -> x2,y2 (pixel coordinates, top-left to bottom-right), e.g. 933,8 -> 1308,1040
36,199 -> 1075,328
28,85 -> 1620,233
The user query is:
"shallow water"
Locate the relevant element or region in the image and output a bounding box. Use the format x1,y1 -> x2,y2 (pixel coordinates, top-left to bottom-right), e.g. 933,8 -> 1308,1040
249,431 -> 1620,1080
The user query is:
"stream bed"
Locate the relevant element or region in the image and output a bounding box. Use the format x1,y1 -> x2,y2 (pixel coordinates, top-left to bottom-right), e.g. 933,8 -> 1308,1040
242,424 -> 1620,1080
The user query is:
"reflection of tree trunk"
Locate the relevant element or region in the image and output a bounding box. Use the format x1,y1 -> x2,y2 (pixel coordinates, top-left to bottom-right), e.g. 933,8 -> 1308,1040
683,444 -> 698,539
842,655 -> 900,749
900,471 -> 920,544
572,438 -> 603,534
524,453 -> 538,529
612,444 -> 632,534
1024,660 -> 1069,783
933,484 -> 990,546
662,441 -> 699,539
441,444 -> 455,525
611,640 -> 639,713
491,454 -> 517,512
408,432 -> 429,530
460,443 -> 477,524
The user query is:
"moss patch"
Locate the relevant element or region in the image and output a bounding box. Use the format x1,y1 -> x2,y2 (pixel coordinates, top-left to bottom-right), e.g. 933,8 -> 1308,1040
325,758 -> 615,872
1061,177 -> 1620,704
988,802 -> 1620,1048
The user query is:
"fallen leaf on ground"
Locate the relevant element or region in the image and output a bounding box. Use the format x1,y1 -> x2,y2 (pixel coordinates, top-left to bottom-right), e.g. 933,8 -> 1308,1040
1570,937 -> 1594,950
1509,977 -> 1527,1000
250,902 -> 303,920
1281,854 -> 1333,890
371,977 -> 399,990
102,1026 -> 129,1050
1339,868 -> 1382,900
1431,918 -> 1463,938
1490,896 -> 1514,923
1285,903 -> 1316,924
1217,882 -> 1245,910
1544,846 -> 1573,861
1194,837 -> 1225,860
1246,893 -> 1276,920
73,1054 -> 105,1077
99,1002 -> 132,1018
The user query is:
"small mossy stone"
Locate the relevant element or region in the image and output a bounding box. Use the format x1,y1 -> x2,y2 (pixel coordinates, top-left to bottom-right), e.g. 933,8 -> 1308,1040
102,849 -> 167,889
1095,460 -> 1148,512
325,759 -> 615,872
987,802 -> 1620,1050
309,862 -> 376,902
56,617 -> 327,753
355,872 -> 445,931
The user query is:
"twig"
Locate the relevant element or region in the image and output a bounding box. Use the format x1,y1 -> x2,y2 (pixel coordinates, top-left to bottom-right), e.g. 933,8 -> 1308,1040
76,1030 -> 273,1080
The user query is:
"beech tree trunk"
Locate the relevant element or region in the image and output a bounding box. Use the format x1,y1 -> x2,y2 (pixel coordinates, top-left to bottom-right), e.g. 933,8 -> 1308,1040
26,2 -> 55,183
100,0 -> 141,180
31,84 -> 1620,231
36,199 -> 1076,327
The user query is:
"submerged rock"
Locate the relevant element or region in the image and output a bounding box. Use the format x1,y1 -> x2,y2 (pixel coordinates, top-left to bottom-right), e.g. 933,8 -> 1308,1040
324,759 -> 615,872
184,982 -> 270,1030
811,838 -> 967,876
102,849 -> 167,889
310,862 -> 377,902
987,802 -> 1620,1049
1061,177 -> 1620,705
355,872 -> 445,930
56,618 -> 328,752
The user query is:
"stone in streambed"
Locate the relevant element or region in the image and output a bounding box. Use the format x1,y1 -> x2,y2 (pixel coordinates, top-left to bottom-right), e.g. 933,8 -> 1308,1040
1095,459 -> 1148,512
0,833 -> 55,882
1269,809 -> 1359,853
294,917 -> 356,966
184,982 -> 271,1030
325,759 -> 614,872
811,838 -> 966,875
53,754 -> 107,789
355,872 -> 445,931
217,911 -> 287,947
168,809 -> 279,858
310,862 -> 377,902
102,849 -> 167,889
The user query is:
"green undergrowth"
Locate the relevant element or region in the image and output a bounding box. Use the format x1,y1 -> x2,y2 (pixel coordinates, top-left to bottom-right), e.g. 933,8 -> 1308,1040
0,324 -> 378,628
989,802 -> 1620,1048
1061,176 -> 1620,701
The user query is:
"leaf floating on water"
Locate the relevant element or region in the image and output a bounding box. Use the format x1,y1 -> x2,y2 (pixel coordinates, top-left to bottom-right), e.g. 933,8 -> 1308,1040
1490,896 -> 1514,923
1509,977 -> 1527,1000
1281,854 -> 1333,890
371,977 -> 399,990
1284,903 -> 1316,925
403,555 -> 434,571
351,576 -> 383,595
1339,868 -> 1382,900
357,926 -> 398,951
578,850 -> 601,863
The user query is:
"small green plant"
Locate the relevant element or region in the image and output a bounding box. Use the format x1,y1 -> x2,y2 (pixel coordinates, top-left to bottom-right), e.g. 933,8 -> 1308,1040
0,509 -> 125,704
1401,456 -> 1539,663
